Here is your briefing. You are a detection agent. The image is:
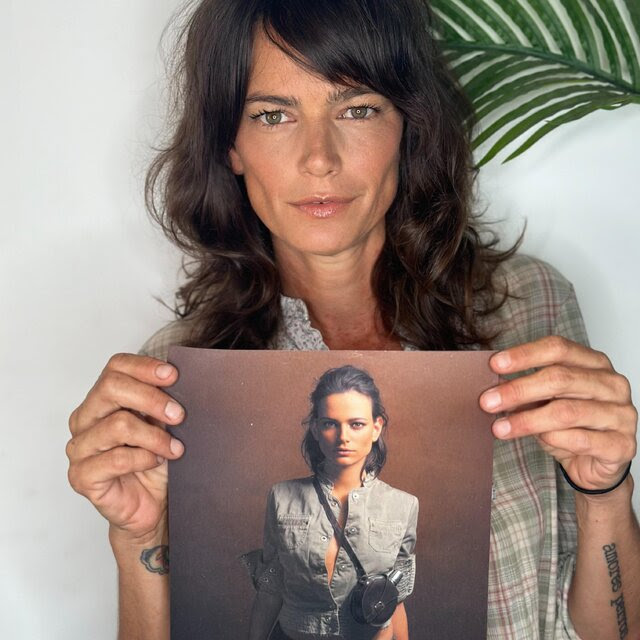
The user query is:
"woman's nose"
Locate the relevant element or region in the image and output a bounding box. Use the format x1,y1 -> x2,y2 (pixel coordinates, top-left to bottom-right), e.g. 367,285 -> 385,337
297,121 -> 341,177
338,424 -> 350,443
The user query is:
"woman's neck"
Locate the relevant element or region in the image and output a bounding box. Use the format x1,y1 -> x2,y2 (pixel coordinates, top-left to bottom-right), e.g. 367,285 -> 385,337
274,232 -> 402,350
323,463 -> 365,499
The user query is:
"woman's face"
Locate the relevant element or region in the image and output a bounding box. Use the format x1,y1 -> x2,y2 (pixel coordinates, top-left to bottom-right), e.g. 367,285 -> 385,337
229,31 -> 404,259
311,390 -> 383,473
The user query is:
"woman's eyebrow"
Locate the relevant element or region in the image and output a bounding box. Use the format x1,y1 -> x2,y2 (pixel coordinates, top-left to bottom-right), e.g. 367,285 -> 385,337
327,85 -> 375,104
245,93 -> 299,107
245,85 -> 376,108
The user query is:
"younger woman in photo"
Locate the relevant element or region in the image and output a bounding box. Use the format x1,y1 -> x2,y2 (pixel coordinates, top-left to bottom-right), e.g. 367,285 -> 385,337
246,366 -> 419,640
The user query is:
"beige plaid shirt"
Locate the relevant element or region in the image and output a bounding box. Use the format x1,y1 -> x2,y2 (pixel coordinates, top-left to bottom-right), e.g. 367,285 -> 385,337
141,254 -> 585,639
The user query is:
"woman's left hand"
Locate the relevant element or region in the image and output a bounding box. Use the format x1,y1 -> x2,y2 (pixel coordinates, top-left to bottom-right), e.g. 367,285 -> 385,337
480,336 -> 637,492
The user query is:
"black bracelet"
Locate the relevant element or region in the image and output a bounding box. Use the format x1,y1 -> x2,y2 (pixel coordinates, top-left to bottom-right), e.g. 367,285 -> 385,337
559,461 -> 632,495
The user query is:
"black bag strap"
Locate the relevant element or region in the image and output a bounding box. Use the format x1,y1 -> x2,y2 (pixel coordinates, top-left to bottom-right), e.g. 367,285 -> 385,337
312,476 -> 367,579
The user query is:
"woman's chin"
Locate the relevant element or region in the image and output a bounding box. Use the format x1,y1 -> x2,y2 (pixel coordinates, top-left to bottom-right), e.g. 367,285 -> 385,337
325,455 -> 361,468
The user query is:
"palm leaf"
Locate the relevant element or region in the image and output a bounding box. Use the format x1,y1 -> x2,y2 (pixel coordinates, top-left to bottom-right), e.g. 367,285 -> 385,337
431,0 -> 640,164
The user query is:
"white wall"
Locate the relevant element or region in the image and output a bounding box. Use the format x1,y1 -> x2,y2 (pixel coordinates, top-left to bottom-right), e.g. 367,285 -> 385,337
2,2 -> 639,638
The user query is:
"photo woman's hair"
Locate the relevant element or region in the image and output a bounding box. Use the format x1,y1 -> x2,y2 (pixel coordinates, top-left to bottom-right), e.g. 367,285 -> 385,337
302,365 -> 389,476
147,0 -> 516,350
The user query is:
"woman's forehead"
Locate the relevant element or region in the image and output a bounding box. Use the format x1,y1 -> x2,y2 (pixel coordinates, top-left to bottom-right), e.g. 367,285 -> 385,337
247,30 -> 369,98
320,391 -> 373,414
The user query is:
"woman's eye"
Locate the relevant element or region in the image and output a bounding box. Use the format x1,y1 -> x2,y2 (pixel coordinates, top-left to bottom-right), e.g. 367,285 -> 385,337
251,110 -> 289,126
343,106 -> 377,120
351,421 -> 366,429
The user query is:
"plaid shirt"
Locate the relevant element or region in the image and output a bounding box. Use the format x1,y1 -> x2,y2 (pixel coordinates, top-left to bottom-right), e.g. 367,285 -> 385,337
141,254 -> 585,639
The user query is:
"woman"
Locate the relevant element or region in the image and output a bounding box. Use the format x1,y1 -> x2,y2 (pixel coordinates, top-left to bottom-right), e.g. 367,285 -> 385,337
246,366 -> 418,640
66,1 -> 639,639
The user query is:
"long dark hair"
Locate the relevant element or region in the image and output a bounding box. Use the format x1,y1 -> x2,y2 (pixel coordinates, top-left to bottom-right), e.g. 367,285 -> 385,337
146,0 -> 516,349
302,366 -> 388,476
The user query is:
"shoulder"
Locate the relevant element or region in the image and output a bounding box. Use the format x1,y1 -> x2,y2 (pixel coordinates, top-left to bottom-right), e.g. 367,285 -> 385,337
494,253 -> 574,302
371,479 -> 419,512
138,319 -> 194,361
268,476 -> 315,504
485,254 -> 588,350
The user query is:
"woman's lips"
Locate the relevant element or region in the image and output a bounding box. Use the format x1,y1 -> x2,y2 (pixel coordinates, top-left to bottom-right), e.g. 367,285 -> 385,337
290,196 -> 354,219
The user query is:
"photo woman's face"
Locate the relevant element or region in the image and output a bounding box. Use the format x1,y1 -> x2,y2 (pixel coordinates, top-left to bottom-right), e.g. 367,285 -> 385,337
229,31 -> 404,259
311,390 -> 383,473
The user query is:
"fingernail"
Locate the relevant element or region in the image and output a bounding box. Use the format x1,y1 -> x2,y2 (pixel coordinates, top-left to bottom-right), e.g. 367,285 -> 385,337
493,352 -> 512,370
493,419 -> 511,438
170,438 -> 184,456
165,400 -> 183,421
482,390 -> 502,410
156,364 -> 175,379
156,456 -> 165,465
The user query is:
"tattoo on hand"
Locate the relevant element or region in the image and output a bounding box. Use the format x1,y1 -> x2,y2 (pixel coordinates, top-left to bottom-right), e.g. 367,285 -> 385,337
602,543 -> 628,639
140,545 -> 170,575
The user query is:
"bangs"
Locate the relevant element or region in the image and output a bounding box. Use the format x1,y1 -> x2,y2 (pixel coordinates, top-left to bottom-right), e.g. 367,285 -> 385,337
259,0 -> 424,98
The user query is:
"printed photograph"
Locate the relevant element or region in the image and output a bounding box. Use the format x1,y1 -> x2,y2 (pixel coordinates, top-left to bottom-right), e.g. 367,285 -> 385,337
166,348 -> 497,639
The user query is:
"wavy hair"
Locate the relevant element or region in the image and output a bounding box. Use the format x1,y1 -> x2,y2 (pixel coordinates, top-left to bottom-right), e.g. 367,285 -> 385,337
146,0 -> 516,349
302,366 -> 388,476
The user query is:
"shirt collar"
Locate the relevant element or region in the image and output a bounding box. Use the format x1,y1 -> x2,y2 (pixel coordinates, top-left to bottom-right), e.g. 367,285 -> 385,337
315,462 -> 377,492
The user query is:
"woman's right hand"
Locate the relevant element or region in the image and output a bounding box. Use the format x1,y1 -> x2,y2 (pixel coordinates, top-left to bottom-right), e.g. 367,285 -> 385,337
66,353 -> 185,544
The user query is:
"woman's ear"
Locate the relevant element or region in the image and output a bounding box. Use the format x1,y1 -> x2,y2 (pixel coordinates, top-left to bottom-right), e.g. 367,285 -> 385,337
228,146 -> 244,175
372,417 -> 384,442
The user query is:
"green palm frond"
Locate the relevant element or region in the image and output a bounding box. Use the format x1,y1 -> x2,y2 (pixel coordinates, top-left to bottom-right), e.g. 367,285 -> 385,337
431,0 -> 640,164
